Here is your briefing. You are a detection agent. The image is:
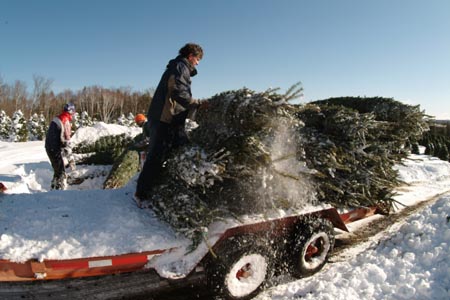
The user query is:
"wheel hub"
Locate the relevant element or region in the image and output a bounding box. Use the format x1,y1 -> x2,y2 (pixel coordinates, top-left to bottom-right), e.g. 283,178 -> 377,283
236,263 -> 253,280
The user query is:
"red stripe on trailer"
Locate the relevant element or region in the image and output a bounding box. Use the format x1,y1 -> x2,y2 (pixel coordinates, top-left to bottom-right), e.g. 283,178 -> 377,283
49,260 -> 88,270
112,254 -> 148,266
48,251 -> 162,270
0,250 -> 169,281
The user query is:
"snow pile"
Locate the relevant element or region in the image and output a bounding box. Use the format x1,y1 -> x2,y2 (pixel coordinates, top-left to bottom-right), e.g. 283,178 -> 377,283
395,154 -> 450,184
0,183 -> 187,263
393,155 -> 450,208
70,121 -> 140,146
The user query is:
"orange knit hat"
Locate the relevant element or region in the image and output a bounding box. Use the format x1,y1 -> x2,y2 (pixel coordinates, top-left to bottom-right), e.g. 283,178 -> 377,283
134,114 -> 146,124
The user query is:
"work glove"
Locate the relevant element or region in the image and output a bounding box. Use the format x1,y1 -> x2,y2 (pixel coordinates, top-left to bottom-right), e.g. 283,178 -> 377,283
62,142 -> 76,170
68,158 -> 76,171
62,141 -> 72,155
188,100 -> 209,121
199,100 -> 209,110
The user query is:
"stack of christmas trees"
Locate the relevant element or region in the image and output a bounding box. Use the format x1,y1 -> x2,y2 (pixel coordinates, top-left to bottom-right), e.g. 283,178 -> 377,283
144,89 -> 428,244
71,88 -> 428,245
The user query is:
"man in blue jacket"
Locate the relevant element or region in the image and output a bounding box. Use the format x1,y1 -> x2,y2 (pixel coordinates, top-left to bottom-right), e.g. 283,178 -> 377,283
135,43 -> 207,206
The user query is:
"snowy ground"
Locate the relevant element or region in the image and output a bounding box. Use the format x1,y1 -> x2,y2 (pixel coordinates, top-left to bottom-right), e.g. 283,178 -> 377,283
0,123 -> 449,299
0,123 -> 187,263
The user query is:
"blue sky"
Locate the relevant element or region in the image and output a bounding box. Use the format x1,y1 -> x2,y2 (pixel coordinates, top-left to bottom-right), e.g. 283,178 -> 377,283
1,0 -> 449,118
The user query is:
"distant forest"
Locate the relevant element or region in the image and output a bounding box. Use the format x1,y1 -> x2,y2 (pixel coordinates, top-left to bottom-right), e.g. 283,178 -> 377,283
0,75 -> 153,123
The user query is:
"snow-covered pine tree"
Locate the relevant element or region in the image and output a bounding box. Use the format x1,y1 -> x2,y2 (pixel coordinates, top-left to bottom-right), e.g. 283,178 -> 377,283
72,112 -> 80,131
79,111 -> 94,128
10,110 -> 28,142
28,113 -> 40,141
0,110 -> 12,141
28,113 -> 46,141
117,114 -> 129,126
127,112 -> 135,126
116,113 -> 136,127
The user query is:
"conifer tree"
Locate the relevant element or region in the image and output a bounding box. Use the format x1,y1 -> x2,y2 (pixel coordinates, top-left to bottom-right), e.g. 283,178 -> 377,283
10,110 -> 28,142
437,144 -> 449,161
117,114 -> 129,126
127,112 -> 135,126
411,143 -> 420,155
79,111 -> 94,128
72,112 -> 80,131
0,110 -> 12,141
28,113 -> 46,141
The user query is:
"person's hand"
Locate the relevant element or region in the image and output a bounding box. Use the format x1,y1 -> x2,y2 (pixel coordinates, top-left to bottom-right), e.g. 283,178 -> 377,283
69,160 -> 76,171
199,100 -> 209,110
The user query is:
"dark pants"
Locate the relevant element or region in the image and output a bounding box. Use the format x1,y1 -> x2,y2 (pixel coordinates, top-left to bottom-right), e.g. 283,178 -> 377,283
46,148 -> 66,190
135,118 -> 188,198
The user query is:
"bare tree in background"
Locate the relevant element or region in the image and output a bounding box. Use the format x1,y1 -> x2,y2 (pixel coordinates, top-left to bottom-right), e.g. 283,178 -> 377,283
78,87 -> 90,116
117,87 -> 131,116
32,74 -> 53,115
0,73 -> 153,124
128,91 -> 140,115
12,80 -> 28,113
0,76 -> 10,113
0,78 -> 27,116
97,88 -> 118,123
79,86 -> 102,118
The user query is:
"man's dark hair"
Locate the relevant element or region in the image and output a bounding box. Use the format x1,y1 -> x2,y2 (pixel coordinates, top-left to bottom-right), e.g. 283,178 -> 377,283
179,43 -> 203,59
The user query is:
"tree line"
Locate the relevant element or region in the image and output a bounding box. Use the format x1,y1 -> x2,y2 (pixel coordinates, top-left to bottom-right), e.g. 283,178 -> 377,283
0,75 -> 153,124
0,106 -> 144,142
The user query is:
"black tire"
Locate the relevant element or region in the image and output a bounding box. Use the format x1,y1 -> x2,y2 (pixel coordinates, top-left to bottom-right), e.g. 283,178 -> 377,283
289,217 -> 335,278
206,235 -> 274,300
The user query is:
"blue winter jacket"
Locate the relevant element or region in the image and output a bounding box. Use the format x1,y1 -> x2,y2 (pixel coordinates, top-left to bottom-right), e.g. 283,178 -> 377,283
147,56 -> 200,125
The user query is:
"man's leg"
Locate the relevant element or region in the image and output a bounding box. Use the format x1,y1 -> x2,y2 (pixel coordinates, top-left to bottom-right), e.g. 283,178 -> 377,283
171,112 -> 189,148
46,148 -> 66,190
135,121 -> 169,199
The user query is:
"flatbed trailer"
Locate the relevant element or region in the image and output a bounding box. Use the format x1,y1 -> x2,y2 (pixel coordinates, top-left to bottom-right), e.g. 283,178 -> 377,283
0,206 -> 378,300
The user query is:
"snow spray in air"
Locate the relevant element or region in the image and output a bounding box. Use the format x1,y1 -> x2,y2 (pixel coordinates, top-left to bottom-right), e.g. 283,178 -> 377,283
255,120 -> 317,210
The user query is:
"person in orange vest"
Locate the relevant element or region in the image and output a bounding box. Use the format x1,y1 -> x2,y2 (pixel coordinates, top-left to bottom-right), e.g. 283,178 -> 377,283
45,103 -> 76,190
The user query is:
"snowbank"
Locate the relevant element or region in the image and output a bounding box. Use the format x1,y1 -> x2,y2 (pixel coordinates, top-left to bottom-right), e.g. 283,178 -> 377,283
70,122 -> 141,146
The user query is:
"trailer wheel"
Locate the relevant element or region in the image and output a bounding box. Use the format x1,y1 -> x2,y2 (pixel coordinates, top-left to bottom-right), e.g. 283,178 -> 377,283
206,236 -> 274,300
290,218 -> 335,278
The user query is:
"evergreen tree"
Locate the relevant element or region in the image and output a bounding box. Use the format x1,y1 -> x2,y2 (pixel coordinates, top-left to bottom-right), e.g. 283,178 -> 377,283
117,114 -> 128,126
411,143 -> 420,155
127,112 -> 135,126
10,110 -> 28,142
0,110 -> 12,141
72,112 -> 81,131
424,143 -> 432,155
437,144 -> 449,161
28,113 -> 46,141
80,111 -> 94,128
